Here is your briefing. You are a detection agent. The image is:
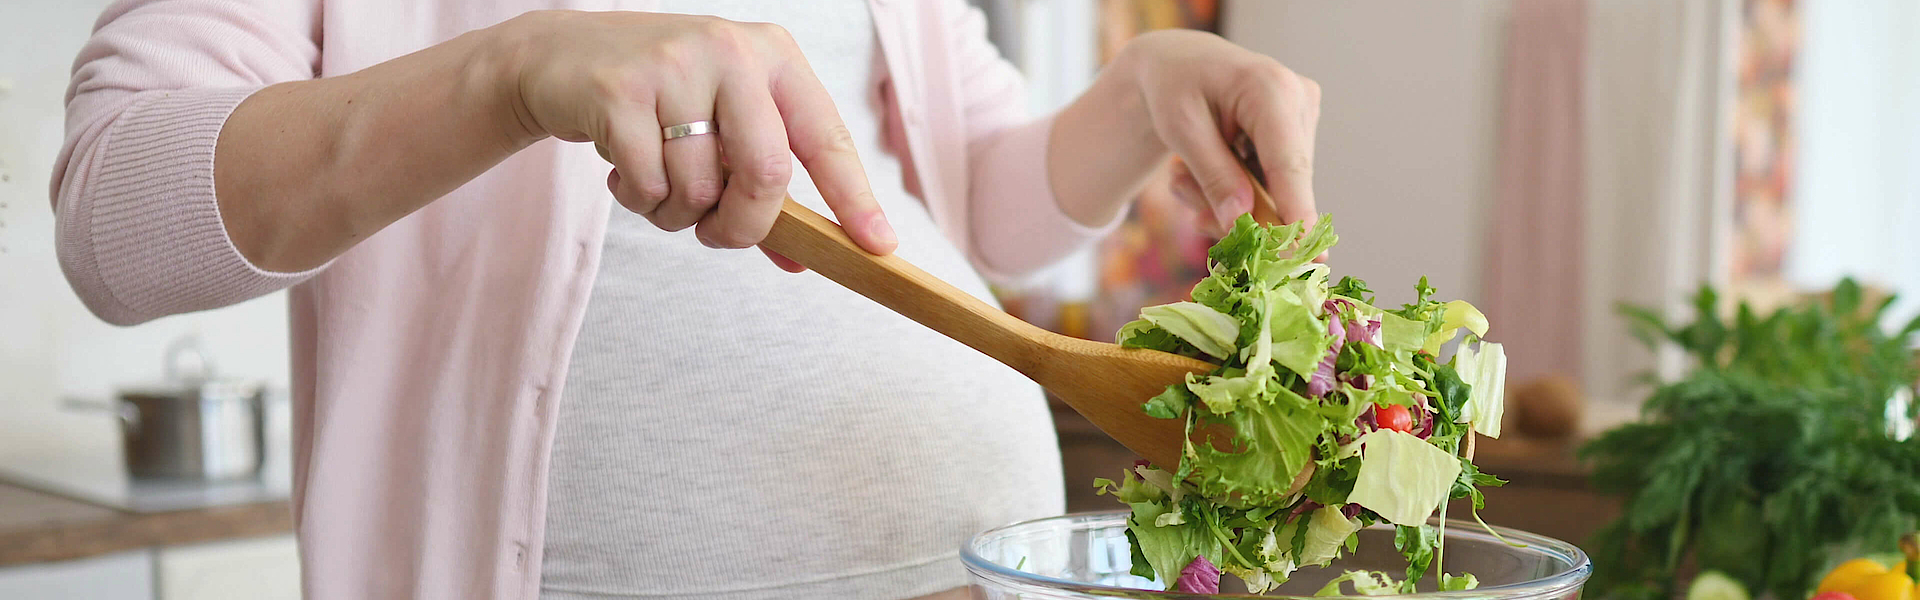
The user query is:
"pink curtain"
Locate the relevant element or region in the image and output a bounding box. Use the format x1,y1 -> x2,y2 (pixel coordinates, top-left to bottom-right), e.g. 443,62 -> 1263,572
1483,0 -> 1587,384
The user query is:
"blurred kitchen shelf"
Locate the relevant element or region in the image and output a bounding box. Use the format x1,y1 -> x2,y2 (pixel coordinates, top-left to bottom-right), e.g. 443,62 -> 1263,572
0,449 -> 289,514
0,482 -> 290,567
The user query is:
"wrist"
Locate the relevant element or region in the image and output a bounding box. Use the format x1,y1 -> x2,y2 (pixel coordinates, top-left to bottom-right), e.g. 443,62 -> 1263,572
471,14 -> 548,147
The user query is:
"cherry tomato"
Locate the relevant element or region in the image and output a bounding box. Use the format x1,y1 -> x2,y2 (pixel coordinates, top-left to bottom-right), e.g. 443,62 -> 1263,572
1377,404 -> 1413,432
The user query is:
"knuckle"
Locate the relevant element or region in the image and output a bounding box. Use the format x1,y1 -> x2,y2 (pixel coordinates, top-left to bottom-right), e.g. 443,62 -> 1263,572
699,19 -> 751,56
1238,59 -> 1297,95
744,154 -> 793,190
680,177 -> 724,208
1234,58 -> 1279,82
590,68 -> 641,103
753,22 -> 795,47
819,124 -> 858,156
636,177 -> 671,206
1272,152 -> 1314,177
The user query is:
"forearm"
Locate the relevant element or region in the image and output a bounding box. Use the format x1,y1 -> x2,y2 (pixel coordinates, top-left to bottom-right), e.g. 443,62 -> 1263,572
1046,52 -> 1166,228
215,22 -> 538,272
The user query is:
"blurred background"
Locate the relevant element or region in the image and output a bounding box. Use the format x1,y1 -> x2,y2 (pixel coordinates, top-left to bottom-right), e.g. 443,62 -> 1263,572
2,0 -> 1917,598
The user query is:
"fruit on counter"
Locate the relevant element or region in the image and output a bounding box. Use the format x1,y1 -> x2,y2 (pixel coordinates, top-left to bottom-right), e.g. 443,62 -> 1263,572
1688,571 -> 1752,600
1505,374 -> 1581,439
1814,534 -> 1920,600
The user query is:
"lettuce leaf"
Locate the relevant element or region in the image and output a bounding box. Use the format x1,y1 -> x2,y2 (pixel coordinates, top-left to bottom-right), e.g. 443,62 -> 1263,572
1187,371 -> 1267,415
1380,312 -> 1429,355
1192,399 -> 1325,501
1140,302 -> 1241,360
1453,341 -> 1508,438
1423,300 -> 1490,354
1268,286 -> 1335,378
1347,430 -> 1463,527
1316,570 -> 1401,596
1299,506 -> 1361,566
1107,214 -> 1504,592
1129,500 -> 1221,587
1440,572 -> 1481,591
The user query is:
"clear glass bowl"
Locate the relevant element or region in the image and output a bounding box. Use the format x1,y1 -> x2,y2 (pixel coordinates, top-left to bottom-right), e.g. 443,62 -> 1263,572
962,512 -> 1590,599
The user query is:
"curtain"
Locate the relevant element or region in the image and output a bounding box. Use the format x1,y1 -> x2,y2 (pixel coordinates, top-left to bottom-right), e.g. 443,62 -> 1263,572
1484,0 -> 1588,387
1582,0 -> 1738,405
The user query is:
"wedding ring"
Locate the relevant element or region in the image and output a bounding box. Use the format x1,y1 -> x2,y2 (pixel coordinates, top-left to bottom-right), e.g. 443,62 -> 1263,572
662,120 -> 716,141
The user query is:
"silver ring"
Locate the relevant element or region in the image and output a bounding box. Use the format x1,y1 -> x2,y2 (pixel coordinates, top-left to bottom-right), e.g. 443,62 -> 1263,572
662,120 -> 715,141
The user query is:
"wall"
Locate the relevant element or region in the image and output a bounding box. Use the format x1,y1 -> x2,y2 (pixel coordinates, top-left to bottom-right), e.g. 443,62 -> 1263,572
0,0 -> 292,463
1789,0 -> 1920,321
1221,0 -> 1511,307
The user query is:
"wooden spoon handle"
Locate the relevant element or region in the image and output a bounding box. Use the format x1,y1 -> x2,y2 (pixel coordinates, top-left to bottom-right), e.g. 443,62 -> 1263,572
759,198 -> 1049,376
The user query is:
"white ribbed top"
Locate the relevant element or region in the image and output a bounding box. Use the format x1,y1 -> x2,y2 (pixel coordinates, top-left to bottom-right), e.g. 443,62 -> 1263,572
538,3 -> 1066,600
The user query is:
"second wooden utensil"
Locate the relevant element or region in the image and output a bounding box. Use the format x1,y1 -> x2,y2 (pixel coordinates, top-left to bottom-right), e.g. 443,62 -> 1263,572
758,198 -> 1216,469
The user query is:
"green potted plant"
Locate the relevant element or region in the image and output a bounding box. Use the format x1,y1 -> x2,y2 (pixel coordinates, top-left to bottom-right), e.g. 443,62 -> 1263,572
1581,279 -> 1920,600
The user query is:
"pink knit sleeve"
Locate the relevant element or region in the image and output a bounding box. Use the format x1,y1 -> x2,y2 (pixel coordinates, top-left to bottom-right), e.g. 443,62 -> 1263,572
936,1 -> 1126,283
53,0 -> 320,325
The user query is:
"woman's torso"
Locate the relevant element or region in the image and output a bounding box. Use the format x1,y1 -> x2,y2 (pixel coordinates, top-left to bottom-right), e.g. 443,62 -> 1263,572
539,3 -> 1063,599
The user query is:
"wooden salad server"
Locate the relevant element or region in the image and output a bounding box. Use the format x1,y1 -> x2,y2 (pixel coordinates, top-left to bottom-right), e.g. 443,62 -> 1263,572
759,198 -> 1215,468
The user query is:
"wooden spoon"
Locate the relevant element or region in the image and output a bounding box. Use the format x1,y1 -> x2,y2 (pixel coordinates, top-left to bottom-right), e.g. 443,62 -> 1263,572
759,198 -> 1216,468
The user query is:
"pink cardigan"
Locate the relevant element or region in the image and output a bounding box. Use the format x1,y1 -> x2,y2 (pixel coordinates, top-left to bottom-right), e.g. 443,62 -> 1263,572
53,1 -> 1115,597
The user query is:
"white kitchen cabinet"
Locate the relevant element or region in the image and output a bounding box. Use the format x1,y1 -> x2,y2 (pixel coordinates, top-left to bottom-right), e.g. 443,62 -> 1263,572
156,535 -> 300,600
0,550 -> 154,600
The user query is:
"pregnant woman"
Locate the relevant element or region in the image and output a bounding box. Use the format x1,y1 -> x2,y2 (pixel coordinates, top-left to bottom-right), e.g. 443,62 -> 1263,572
52,1 -> 1319,598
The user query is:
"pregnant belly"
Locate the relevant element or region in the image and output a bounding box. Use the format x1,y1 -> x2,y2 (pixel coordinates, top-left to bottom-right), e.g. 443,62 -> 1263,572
544,246 -> 1066,593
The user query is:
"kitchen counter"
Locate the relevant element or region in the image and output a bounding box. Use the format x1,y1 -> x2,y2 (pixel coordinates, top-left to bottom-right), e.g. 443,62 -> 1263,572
0,481 -> 291,566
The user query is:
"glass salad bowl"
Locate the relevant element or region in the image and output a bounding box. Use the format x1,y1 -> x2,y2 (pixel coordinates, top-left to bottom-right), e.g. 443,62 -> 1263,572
963,512 -> 1590,600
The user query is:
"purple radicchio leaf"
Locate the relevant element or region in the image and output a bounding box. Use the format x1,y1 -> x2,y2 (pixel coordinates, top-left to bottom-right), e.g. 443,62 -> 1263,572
1175,555 -> 1222,594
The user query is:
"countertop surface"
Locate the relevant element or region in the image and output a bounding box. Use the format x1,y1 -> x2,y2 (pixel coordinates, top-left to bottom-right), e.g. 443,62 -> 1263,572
0,480 -> 291,567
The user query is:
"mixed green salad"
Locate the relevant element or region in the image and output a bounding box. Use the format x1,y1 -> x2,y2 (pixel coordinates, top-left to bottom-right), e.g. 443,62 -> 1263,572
1095,215 -> 1511,595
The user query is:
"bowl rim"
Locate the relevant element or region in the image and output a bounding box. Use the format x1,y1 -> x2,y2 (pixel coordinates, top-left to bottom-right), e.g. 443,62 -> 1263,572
960,510 -> 1592,599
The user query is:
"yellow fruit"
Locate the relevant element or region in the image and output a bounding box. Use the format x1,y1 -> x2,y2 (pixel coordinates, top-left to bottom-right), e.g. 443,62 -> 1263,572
1825,559 -> 1896,594
1851,572 -> 1915,600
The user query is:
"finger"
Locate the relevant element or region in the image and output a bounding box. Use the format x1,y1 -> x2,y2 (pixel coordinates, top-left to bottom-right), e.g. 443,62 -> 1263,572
1301,78 -> 1326,264
1167,159 -> 1207,213
759,247 -> 807,273
1152,96 -> 1254,229
769,61 -> 895,255
653,94 -> 725,233
602,108 -> 670,215
1238,66 -> 1319,226
696,80 -> 792,249
1167,160 -> 1228,237
1166,159 -> 1220,236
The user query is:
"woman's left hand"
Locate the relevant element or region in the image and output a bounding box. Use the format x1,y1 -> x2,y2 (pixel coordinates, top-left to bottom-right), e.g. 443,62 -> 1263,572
1051,29 -> 1320,235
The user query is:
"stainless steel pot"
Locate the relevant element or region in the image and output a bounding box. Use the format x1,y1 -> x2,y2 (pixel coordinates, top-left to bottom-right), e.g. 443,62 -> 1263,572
67,338 -> 268,481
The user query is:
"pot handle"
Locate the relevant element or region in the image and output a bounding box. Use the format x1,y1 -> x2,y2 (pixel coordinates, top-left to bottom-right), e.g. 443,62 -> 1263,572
62,397 -> 140,429
164,335 -> 216,383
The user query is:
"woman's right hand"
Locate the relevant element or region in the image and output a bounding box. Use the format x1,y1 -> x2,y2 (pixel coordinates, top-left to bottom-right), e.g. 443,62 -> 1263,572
494,10 -> 896,266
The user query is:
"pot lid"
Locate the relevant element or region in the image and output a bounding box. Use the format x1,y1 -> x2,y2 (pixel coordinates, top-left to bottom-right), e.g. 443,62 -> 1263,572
119,337 -> 262,402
